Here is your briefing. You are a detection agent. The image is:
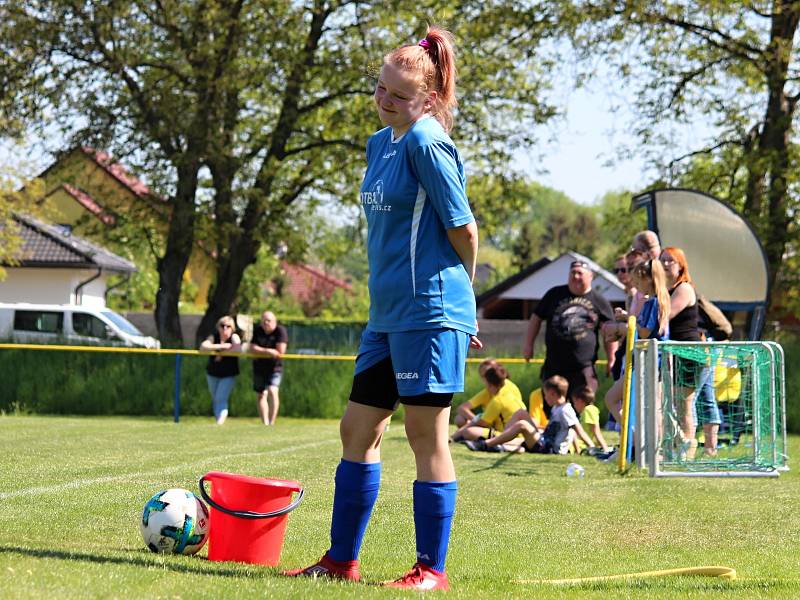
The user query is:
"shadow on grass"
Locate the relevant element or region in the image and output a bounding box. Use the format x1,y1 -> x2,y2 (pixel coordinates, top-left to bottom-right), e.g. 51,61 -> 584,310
0,544 -> 278,578
464,450 -> 543,476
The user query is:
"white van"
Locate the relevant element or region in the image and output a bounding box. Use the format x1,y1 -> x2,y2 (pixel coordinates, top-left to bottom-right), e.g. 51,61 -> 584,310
0,303 -> 160,349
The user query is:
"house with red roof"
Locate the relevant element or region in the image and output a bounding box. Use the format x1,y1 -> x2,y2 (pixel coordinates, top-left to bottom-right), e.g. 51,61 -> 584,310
34,147 -> 214,306
271,261 -> 353,317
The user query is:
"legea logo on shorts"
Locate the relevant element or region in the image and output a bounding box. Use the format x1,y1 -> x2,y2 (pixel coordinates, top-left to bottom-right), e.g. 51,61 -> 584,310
396,371 -> 419,379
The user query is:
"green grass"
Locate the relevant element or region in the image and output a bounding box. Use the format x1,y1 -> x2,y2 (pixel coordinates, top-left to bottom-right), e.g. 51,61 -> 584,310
1,415 -> 798,599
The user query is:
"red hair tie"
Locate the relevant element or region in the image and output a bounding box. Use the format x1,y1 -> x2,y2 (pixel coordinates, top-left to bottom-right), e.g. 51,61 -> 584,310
418,38 -> 430,48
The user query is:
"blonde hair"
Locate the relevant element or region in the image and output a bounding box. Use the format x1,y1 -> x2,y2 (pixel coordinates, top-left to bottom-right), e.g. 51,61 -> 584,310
633,260 -> 670,336
216,315 -> 235,330
385,26 -> 458,131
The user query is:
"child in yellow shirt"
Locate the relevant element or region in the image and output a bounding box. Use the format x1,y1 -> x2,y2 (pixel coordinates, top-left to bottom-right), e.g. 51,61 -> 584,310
572,386 -> 610,454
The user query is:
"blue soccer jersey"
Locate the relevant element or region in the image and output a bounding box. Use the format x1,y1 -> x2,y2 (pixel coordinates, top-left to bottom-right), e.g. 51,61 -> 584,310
360,116 -> 477,334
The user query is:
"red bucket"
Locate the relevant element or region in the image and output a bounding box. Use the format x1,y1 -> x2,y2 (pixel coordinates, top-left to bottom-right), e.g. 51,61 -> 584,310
199,471 -> 304,566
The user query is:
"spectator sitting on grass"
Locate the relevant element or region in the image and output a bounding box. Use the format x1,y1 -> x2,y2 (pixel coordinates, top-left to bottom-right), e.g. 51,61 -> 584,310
450,360 -> 525,444
453,359 -> 522,427
571,386 -> 610,454
466,375 -> 595,454
527,387 -> 548,430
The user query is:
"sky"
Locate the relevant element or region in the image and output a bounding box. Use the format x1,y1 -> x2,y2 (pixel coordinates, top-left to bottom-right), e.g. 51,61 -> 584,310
514,83 -> 651,206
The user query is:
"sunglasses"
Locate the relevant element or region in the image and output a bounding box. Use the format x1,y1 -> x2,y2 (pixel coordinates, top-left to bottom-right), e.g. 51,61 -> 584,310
613,267 -> 628,274
660,257 -> 675,265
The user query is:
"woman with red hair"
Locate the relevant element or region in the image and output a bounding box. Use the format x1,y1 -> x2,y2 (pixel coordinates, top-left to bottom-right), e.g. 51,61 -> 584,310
660,246 -> 719,458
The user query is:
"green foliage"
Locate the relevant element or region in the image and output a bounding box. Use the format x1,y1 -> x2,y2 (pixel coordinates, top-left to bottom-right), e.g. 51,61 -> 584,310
590,189 -> 648,267
2,0 -> 570,341
234,245 -> 282,315
468,177 -> 649,278
473,177 -> 612,269
0,349 -> 353,419
318,282 -> 370,321
566,0 -> 800,309
0,167 -> 46,281
776,332 -> 800,435
474,243 -> 516,294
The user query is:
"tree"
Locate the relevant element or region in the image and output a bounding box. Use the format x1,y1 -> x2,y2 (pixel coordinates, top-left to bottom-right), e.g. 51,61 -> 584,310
591,189 -> 647,266
480,179 -> 600,268
2,1 -> 566,345
0,158 -> 47,280
566,0 -> 800,310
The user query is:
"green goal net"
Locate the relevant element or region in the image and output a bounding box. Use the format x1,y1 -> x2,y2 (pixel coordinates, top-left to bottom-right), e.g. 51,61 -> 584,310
633,341 -> 787,477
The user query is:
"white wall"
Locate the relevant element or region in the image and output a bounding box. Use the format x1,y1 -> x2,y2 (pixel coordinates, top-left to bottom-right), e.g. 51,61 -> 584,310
0,268 -> 108,307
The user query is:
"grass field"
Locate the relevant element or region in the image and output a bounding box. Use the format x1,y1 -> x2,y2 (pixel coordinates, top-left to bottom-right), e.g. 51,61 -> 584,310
1,415 -> 798,599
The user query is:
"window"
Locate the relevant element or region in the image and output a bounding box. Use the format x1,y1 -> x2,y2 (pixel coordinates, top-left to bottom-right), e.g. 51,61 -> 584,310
13,311 -> 63,334
72,313 -> 110,338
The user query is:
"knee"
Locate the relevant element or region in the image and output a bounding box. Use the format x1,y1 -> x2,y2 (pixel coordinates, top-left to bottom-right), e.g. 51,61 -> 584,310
405,423 -> 439,453
518,421 -> 535,435
340,418 -> 382,452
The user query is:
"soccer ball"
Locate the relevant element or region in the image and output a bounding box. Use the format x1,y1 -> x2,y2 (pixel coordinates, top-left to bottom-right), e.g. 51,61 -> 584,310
140,488 -> 210,555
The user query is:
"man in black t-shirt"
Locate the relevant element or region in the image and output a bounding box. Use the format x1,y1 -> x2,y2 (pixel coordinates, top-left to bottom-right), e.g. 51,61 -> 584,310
523,260 -> 617,407
251,310 -> 289,425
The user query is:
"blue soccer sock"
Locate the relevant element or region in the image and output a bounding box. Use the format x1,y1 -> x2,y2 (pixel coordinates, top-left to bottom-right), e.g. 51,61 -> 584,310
413,480 -> 457,573
328,459 -> 381,562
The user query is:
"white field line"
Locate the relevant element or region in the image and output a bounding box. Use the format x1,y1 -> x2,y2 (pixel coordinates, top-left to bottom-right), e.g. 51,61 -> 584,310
0,438 -> 339,500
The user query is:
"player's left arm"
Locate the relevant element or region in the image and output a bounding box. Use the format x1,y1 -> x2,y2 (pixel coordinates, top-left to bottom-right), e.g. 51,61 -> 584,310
447,222 -> 478,283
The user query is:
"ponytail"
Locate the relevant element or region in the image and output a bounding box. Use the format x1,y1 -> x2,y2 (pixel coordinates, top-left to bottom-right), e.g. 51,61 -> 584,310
385,25 -> 458,131
650,260 -> 671,336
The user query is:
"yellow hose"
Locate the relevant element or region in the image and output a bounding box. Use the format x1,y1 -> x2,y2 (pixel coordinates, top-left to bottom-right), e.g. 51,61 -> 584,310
518,565 -> 737,585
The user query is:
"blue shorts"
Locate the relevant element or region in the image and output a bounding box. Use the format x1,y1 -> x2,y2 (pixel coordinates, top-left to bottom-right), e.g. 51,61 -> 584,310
354,328 -> 470,397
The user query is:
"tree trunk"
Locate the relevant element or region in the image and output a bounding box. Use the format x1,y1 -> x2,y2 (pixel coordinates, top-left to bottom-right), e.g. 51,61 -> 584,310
751,0 -> 800,304
154,160 -> 200,346
195,233 -> 259,345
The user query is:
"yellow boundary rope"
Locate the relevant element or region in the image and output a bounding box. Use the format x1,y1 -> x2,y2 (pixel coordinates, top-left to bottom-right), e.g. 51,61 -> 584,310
0,342 -> 577,364
518,565 -> 737,585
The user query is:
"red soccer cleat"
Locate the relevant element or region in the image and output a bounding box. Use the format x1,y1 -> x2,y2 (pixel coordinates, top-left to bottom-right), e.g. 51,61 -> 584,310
382,562 -> 450,591
281,552 -> 361,582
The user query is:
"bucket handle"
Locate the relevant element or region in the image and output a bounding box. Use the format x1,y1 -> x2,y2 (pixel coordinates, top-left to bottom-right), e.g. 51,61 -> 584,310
198,476 -> 304,520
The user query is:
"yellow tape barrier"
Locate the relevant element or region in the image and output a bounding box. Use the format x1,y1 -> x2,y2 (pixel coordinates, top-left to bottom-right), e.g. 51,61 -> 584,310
0,343 -> 607,365
518,565 -> 737,585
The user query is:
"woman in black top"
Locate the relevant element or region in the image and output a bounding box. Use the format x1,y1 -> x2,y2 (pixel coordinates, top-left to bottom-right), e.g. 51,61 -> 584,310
200,315 -> 241,425
661,246 -> 706,458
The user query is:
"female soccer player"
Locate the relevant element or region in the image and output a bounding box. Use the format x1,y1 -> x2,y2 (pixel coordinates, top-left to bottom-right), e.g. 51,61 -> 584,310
283,26 -> 480,590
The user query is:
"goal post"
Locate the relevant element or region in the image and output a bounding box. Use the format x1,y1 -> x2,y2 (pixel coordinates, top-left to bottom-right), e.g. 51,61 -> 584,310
633,340 -> 788,477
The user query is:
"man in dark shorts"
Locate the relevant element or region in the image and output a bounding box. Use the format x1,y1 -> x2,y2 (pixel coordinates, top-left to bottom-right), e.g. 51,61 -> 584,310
251,310 -> 288,425
523,259 -> 617,412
